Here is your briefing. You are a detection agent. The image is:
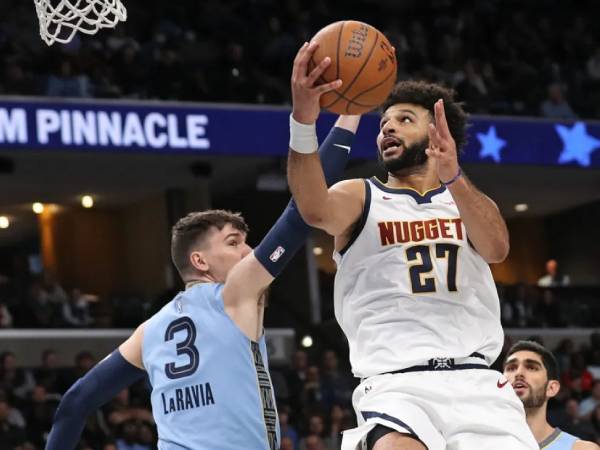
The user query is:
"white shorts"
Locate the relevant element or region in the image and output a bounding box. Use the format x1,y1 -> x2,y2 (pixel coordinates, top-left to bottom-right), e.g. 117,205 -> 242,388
341,368 -> 538,450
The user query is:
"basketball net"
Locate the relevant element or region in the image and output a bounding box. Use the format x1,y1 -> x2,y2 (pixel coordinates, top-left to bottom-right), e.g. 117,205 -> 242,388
34,0 -> 127,46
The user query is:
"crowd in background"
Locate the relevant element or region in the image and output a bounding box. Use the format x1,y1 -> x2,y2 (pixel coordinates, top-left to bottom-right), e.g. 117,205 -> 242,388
1,0 -> 600,448
1,0 -> 600,119
2,270 -> 600,330
1,334 -> 600,449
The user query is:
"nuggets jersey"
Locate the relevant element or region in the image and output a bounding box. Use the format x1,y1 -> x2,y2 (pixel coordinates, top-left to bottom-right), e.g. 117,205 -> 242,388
142,283 -> 279,450
540,428 -> 579,449
333,178 -> 503,378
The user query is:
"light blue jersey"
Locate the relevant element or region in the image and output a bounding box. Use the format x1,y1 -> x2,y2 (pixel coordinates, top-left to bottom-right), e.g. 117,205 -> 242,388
142,283 -> 279,450
540,428 -> 578,449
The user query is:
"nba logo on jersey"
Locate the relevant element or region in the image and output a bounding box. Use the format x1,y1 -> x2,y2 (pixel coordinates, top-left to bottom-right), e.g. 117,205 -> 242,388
269,246 -> 285,262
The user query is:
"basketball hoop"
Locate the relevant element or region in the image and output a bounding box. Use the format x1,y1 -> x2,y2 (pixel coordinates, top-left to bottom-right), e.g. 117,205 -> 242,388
33,0 -> 127,46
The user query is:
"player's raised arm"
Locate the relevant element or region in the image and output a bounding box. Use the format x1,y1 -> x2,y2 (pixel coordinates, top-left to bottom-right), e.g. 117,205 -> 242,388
223,43 -> 360,308
45,324 -> 146,450
427,99 -> 510,263
287,42 -> 364,237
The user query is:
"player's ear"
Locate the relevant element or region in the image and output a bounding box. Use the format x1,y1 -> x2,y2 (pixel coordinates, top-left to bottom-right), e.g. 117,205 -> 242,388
189,250 -> 209,273
546,379 -> 560,399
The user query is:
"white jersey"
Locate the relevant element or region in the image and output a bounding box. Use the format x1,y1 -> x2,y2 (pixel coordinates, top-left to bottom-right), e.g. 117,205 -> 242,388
333,178 -> 503,378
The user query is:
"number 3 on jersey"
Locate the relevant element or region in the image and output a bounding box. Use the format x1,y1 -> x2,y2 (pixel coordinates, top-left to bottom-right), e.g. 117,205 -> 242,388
406,243 -> 459,293
164,317 -> 199,379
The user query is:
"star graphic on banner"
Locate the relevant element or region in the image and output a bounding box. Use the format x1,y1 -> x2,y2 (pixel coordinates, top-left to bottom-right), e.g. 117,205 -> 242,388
477,126 -> 506,163
555,122 -> 600,167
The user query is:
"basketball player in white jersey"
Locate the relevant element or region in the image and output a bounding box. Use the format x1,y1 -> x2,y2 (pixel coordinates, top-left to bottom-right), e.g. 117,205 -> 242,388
504,341 -> 600,450
287,41 -> 538,449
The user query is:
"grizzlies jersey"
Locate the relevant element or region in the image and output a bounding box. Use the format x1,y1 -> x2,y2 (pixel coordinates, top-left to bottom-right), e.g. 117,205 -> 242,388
540,428 -> 579,449
142,283 -> 279,450
333,178 -> 503,378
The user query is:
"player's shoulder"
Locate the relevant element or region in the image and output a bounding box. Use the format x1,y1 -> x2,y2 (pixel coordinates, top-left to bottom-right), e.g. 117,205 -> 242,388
331,177 -> 366,190
573,440 -> 600,450
329,178 -> 367,207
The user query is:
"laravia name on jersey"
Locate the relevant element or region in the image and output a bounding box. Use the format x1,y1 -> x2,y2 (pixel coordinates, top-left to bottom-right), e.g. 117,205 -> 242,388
161,382 -> 215,415
378,218 -> 464,246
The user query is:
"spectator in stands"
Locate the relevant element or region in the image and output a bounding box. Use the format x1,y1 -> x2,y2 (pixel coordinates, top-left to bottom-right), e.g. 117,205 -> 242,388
281,436 -> 295,450
13,442 -> 36,450
558,398 -> 596,441
41,273 -> 69,307
328,404 -> 353,450
454,59 -> 491,113
115,419 -> 147,450
34,349 -> 63,395
26,278 -> 57,327
0,352 -> 36,401
0,301 -> 12,328
538,259 -> 571,288
104,388 -> 153,431
320,350 -> 354,409
102,441 -> 118,450
587,47 -> 600,81
301,433 -> 328,450
0,388 -> 26,429
22,385 -> 59,448
137,421 -> 156,450
61,288 -> 96,327
46,58 -> 92,98
0,399 -> 27,448
301,366 -> 325,413
540,83 -> 577,119
299,414 -> 334,450
279,407 -> 299,450
562,352 -> 595,398
80,407 -> 111,450
580,381 -> 600,420
286,350 -> 308,409
555,338 -> 576,374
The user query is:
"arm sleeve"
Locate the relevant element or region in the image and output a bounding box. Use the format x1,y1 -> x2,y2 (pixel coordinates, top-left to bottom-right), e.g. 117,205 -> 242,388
45,350 -> 146,450
254,126 -> 355,277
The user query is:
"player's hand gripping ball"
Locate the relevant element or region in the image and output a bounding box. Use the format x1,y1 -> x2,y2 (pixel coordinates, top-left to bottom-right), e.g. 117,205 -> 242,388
309,20 -> 397,115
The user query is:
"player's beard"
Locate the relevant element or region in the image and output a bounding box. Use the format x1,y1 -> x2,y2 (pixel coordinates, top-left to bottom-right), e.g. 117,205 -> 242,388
522,382 -> 548,409
378,136 -> 429,175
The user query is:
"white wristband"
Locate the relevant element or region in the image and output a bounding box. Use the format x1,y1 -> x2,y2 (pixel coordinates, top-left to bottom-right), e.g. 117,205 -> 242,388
289,114 -> 318,154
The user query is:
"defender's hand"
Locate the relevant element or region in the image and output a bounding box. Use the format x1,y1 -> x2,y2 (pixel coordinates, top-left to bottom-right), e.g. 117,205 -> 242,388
426,99 -> 460,183
291,41 -> 342,125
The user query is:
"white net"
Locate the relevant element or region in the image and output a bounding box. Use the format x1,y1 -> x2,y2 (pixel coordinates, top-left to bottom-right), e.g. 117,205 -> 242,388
34,0 -> 127,46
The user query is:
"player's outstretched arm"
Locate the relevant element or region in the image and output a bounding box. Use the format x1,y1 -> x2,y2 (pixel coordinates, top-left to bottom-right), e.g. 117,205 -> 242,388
427,99 -> 510,263
223,45 -> 360,312
223,120 -> 358,307
45,325 -> 146,450
287,42 -> 364,237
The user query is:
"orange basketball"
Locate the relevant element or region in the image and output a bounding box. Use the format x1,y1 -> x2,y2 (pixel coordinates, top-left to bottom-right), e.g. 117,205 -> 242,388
309,20 -> 397,115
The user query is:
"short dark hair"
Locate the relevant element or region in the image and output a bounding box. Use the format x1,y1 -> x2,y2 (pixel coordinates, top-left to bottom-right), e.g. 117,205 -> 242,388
381,80 -> 468,152
171,209 -> 249,280
504,340 -> 559,381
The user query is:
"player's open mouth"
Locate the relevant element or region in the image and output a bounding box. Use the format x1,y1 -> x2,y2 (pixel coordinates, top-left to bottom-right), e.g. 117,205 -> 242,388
513,381 -> 528,394
381,136 -> 404,156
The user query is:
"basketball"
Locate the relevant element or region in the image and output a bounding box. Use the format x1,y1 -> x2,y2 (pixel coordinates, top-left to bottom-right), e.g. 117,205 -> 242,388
309,20 -> 397,115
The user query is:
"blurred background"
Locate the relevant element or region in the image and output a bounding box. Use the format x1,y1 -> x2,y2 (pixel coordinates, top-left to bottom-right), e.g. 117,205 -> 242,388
1,0 -> 600,449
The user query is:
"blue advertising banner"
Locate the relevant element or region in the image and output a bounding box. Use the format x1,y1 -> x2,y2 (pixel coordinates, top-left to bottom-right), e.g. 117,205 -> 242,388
1,97 -> 599,168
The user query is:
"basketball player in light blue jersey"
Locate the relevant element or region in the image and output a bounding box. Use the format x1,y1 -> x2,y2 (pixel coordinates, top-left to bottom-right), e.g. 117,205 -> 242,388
45,43 -> 356,450
504,341 -> 600,450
